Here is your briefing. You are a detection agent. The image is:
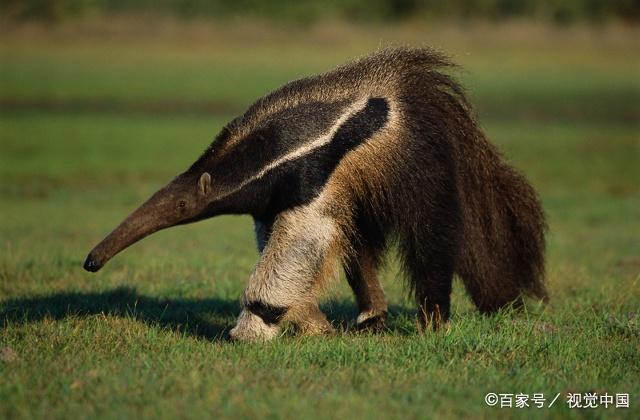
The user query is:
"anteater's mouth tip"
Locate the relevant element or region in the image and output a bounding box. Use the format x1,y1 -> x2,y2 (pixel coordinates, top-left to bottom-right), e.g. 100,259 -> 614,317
83,254 -> 103,272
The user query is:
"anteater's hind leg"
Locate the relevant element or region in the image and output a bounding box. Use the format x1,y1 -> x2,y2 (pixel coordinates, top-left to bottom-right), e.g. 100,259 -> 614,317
404,240 -> 455,331
345,247 -> 387,331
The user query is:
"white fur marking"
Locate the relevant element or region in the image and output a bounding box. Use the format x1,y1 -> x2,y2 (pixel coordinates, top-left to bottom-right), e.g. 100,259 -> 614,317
216,97 -> 370,201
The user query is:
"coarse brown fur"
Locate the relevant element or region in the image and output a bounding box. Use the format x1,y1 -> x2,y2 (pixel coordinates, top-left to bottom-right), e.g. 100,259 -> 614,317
84,47 -> 547,339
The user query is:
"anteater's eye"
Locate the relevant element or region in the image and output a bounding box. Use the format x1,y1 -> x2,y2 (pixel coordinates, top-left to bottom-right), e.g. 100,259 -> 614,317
178,200 -> 187,209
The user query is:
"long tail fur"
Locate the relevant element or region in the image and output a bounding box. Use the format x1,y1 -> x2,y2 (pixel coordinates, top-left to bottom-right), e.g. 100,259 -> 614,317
452,104 -> 547,311
384,47 -> 548,312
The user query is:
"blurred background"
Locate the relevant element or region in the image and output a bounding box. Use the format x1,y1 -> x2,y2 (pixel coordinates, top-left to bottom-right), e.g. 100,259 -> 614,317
2,0 -> 640,24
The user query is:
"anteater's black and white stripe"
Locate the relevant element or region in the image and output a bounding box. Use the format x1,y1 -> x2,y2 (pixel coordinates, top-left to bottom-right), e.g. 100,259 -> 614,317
84,48 -> 547,341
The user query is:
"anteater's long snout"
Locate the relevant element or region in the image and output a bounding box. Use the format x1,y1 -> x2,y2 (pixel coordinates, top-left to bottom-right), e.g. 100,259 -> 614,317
83,253 -> 103,272
82,215 -> 160,273
82,212 -> 165,273
82,231 -> 126,273
82,188 -> 175,273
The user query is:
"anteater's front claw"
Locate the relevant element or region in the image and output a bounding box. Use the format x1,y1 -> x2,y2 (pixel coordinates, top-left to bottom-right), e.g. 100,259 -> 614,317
229,310 -> 281,342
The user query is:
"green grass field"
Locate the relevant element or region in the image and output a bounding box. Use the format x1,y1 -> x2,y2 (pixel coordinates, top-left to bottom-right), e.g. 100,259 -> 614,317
1,22 -> 639,419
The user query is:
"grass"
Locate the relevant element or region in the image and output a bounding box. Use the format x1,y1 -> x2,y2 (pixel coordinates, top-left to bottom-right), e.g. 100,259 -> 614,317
1,21 -> 639,419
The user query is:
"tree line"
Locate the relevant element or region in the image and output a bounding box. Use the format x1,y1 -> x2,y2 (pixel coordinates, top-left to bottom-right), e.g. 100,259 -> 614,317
2,0 -> 639,24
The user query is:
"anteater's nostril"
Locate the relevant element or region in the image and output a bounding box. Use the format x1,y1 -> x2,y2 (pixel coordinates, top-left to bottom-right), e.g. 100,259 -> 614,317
83,254 -> 102,272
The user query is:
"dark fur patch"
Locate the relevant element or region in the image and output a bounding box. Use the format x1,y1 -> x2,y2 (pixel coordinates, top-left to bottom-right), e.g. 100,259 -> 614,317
264,96 -> 389,215
209,97 -> 389,220
204,99 -> 350,188
246,301 -> 288,325
334,97 -> 389,145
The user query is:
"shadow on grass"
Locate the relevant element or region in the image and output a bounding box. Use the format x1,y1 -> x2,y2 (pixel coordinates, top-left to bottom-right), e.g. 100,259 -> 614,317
0,287 -> 417,342
0,287 -> 239,342
321,300 -> 417,335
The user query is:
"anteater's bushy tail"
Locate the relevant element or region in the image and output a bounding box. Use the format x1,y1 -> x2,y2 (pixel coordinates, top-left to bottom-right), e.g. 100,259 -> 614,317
454,131 -> 548,311
382,47 -> 548,311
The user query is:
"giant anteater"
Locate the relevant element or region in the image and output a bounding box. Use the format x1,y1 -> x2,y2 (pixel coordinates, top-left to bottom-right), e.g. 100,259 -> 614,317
84,48 -> 547,341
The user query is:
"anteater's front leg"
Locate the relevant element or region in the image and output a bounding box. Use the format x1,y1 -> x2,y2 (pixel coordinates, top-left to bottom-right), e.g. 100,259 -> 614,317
230,205 -> 341,342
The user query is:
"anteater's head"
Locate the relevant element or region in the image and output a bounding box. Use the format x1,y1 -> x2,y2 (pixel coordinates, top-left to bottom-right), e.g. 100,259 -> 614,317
83,171 -> 214,272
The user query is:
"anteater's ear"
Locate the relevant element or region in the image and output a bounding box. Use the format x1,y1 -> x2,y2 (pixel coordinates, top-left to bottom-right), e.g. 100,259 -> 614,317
198,172 -> 212,196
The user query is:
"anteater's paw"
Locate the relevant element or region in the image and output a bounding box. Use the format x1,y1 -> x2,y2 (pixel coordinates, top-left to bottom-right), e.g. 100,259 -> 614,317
291,305 -> 335,336
296,319 -> 335,336
229,310 -> 281,342
355,310 -> 388,333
